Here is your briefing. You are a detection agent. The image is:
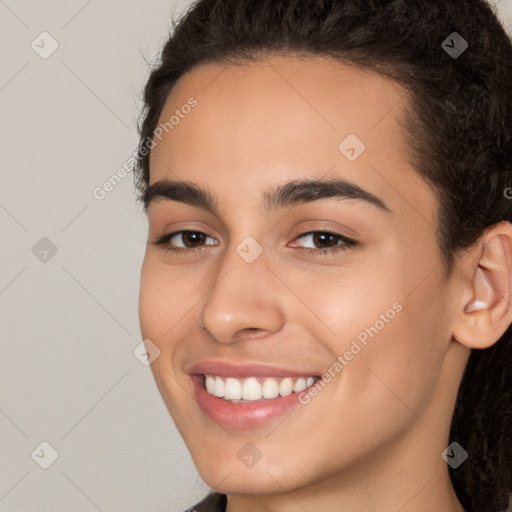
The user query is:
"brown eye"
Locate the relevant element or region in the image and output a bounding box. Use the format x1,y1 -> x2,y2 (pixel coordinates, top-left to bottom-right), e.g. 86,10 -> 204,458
177,231 -> 207,248
153,230 -> 218,254
292,230 -> 357,254
310,232 -> 339,249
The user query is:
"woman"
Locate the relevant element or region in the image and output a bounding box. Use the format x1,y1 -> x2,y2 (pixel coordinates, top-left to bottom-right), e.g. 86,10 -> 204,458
134,0 -> 512,510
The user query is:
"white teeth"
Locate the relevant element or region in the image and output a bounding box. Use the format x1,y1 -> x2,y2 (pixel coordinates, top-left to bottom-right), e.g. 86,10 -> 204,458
205,375 -> 215,394
279,377 -> 294,397
241,377 -> 261,401
213,376 -> 224,397
224,377 -> 242,400
262,378 -> 279,399
203,374 -> 318,401
293,377 -> 306,393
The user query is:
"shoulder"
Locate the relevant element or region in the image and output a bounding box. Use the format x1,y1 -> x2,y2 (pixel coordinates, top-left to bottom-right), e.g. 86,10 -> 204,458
183,492 -> 227,512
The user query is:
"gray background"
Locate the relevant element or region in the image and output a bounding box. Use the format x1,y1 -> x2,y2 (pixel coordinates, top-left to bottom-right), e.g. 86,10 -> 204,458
1,1 -> 511,511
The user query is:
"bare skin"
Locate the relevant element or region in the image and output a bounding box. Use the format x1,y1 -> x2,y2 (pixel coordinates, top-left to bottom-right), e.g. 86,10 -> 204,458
138,54 -> 512,512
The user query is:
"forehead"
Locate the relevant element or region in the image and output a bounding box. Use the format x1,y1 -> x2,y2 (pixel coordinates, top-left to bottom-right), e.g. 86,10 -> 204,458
148,54 -> 438,229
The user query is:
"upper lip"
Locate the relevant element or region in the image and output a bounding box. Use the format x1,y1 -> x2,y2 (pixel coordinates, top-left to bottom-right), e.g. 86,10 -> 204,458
187,360 -> 320,379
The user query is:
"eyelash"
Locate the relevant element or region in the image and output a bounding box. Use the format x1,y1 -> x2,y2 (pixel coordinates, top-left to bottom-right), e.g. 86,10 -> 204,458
152,229 -> 357,256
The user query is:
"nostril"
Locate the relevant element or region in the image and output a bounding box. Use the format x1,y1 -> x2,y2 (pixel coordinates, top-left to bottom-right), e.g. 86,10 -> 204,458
233,327 -> 266,340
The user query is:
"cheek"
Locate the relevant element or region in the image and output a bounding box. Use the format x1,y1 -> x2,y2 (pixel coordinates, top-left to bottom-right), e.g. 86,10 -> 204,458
307,266 -> 445,420
138,259 -> 198,422
138,258 -> 198,342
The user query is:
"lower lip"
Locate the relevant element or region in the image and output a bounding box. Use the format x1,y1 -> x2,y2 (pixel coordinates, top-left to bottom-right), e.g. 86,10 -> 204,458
191,375 -> 306,429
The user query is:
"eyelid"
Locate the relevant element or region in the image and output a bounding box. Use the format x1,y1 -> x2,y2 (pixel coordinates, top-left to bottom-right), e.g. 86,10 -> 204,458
291,229 -> 356,247
152,229 -> 217,248
289,230 -> 358,257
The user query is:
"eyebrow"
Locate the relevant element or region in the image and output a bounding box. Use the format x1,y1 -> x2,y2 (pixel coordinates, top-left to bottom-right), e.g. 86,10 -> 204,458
142,176 -> 392,215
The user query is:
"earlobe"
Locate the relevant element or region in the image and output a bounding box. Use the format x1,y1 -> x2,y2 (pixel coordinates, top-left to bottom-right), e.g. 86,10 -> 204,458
453,222 -> 512,350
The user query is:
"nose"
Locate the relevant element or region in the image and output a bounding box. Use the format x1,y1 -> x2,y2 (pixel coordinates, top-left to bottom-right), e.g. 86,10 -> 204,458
197,241 -> 285,344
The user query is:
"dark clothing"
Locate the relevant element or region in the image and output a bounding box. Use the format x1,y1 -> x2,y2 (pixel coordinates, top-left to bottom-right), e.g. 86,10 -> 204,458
186,492 -> 227,512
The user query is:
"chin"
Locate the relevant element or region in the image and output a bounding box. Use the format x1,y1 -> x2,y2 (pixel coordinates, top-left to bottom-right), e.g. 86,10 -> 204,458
193,449 -> 329,497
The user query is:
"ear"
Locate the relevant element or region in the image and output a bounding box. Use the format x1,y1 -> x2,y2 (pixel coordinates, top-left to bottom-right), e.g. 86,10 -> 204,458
452,220 -> 512,349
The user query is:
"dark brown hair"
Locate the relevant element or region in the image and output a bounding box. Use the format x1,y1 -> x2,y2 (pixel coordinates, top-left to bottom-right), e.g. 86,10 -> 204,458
133,1 -> 512,510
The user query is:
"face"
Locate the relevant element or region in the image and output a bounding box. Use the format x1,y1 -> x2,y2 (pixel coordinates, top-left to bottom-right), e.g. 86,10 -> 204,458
139,55 -> 463,496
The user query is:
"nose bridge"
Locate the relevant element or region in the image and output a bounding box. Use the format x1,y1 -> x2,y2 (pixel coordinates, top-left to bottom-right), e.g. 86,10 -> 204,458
197,234 -> 285,343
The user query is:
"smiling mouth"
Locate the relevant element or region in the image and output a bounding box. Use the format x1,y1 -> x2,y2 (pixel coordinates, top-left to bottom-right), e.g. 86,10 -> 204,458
202,374 -> 320,402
